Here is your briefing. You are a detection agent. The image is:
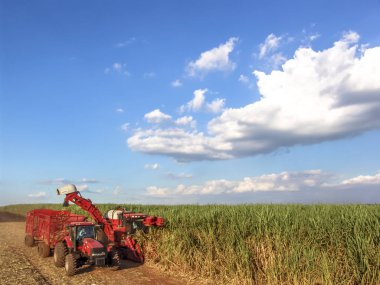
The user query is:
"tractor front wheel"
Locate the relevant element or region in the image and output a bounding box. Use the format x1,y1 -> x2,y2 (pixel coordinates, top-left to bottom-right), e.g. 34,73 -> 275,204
24,235 -> 35,247
37,242 -> 50,258
53,242 -> 68,267
108,250 -> 121,270
64,253 -> 77,276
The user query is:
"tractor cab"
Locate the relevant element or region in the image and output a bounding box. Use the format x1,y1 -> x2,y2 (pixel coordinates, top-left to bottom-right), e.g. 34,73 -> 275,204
67,222 -> 96,247
64,222 -> 107,269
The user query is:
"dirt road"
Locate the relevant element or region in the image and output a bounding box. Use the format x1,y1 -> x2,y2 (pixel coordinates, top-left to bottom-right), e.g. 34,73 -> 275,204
0,212 -> 183,285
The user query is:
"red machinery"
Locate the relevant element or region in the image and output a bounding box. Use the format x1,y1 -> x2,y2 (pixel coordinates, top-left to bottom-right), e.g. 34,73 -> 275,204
57,184 -> 165,263
24,209 -> 120,276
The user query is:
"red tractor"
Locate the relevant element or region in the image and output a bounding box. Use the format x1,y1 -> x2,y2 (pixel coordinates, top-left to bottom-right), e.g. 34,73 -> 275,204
25,209 -> 120,276
56,184 -> 165,263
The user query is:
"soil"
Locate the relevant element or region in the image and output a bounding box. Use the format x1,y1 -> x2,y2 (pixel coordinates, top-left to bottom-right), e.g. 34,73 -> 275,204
0,212 -> 184,285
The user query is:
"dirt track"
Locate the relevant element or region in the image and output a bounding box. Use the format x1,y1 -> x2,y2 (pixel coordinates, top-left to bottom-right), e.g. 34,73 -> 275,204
0,212 -> 183,285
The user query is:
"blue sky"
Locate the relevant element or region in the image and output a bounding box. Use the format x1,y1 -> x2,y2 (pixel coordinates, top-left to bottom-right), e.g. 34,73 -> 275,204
1,0 -> 380,205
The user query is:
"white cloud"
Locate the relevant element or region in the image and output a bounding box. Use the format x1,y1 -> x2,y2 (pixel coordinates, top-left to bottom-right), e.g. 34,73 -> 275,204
146,170 -> 332,196
207,98 -> 225,113
145,170 -> 380,197
259,34 -> 282,59
187,37 -> 238,76
146,186 -> 170,197
28,192 -> 46,198
144,109 -> 172,124
116,108 -> 124,113
340,172 -> 380,185
121,123 -> 129,132
180,89 -> 207,113
128,32 -> 380,162
166,172 -> 193,179
309,33 -> 320,42
239,74 -> 249,84
128,128 -> 233,162
144,163 -> 160,170
175,116 -> 196,128
342,30 -> 360,44
269,53 -> 287,68
171,79 -> 182,87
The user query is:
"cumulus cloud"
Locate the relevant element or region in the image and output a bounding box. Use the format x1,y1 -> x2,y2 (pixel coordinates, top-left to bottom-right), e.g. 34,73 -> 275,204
187,37 -> 238,76
340,172 -> 380,185
175,116 -> 196,128
128,31 -> 380,162
207,98 -> 225,113
145,170 -> 380,197
128,128 -> 233,162
179,89 -> 225,114
259,34 -> 282,58
28,192 -> 46,198
145,170 -> 332,196
180,89 -> 207,113
144,109 -> 172,124
116,108 -> 124,113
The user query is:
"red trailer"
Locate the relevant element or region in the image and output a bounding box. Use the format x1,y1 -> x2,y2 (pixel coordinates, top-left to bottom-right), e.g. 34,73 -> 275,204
24,209 -> 87,257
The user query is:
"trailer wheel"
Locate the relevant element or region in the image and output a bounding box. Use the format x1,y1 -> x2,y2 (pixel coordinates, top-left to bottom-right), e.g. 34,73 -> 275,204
54,242 -> 68,267
37,242 -> 50,258
108,250 -> 121,270
65,253 -> 77,276
24,235 -> 35,247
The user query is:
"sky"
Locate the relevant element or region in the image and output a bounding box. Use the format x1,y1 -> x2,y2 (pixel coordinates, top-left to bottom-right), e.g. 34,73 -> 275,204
1,0 -> 380,205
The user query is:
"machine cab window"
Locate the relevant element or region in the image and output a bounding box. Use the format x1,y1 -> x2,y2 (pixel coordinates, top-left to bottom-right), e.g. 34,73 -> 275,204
75,226 -> 95,244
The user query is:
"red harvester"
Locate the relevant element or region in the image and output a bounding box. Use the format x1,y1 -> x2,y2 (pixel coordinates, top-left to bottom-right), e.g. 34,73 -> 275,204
56,184 -> 165,263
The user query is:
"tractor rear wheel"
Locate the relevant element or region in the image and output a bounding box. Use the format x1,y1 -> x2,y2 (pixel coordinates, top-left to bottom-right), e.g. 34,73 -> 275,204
37,242 -> 50,258
54,242 -> 68,267
108,250 -> 121,270
65,253 -> 77,276
24,235 -> 35,247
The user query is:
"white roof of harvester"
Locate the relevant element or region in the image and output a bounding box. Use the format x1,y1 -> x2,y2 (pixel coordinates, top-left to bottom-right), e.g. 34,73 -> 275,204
57,184 -> 78,195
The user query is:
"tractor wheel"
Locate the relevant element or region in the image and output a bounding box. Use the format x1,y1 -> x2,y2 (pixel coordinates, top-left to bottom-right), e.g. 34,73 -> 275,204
53,242 -> 68,267
37,242 -> 50,258
24,235 -> 35,247
64,253 -> 77,276
108,250 -> 121,270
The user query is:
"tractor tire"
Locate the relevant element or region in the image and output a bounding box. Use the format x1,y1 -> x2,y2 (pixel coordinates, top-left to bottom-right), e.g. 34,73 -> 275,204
108,250 -> 121,270
37,242 -> 50,258
24,235 -> 35,247
64,253 -> 77,276
53,242 -> 68,267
